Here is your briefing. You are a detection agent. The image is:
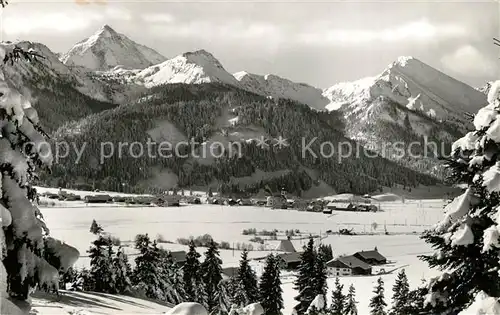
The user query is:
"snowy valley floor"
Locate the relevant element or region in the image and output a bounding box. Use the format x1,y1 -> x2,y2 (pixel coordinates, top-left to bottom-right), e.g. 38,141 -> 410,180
34,197 -> 447,314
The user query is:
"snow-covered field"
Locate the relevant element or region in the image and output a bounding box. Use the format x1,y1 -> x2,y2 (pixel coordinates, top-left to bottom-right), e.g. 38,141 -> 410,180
36,198 -> 446,314
31,290 -> 172,315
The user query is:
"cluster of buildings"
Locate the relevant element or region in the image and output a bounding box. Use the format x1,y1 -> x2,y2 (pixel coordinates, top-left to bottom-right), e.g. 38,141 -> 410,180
324,200 -> 379,213
44,187 -> 379,214
326,249 -> 387,276
145,239 -> 387,280
40,189 -> 192,206
258,239 -> 387,277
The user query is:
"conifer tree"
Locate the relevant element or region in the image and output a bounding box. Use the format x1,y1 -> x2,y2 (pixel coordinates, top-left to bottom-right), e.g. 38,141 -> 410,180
131,235 -> 186,304
330,277 -> 346,315
160,250 -> 186,304
112,246 -> 132,294
259,254 -> 283,315
390,269 -> 410,315
369,277 -> 387,315
79,267 -> 94,291
234,249 -> 259,307
419,82 -> 500,313
88,234 -> 115,293
0,32 -> 78,309
344,284 -> 358,315
217,279 -> 233,314
89,219 -> 104,235
293,237 -> 317,314
183,239 -> 203,303
201,239 -> 223,313
307,305 -> 320,315
317,244 -> 333,263
58,266 -> 78,290
312,249 -> 328,297
132,234 -> 163,300
406,285 -> 428,315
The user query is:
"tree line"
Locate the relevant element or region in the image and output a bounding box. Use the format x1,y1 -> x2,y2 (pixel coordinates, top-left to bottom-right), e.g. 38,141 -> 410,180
60,220 -> 429,314
39,83 -> 439,195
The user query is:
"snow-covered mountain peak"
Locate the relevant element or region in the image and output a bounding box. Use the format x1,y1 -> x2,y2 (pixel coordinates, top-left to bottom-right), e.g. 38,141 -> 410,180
95,24 -> 118,38
322,56 -> 487,155
233,71 -> 250,81
182,49 -> 225,69
324,56 -> 487,121
393,56 -> 415,67
61,25 -> 166,71
122,49 -> 240,88
233,71 -> 329,110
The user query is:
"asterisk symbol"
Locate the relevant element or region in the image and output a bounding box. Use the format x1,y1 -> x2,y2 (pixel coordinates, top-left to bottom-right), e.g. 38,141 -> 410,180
256,136 -> 270,149
274,136 -> 289,149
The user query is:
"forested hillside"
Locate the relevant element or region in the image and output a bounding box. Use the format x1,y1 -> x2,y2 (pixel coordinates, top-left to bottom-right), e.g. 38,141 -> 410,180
5,46 -> 118,132
31,80 -> 117,132
41,83 -> 439,195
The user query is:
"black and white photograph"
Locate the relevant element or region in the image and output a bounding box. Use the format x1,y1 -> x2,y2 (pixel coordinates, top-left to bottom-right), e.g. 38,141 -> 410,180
0,0 -> 499,314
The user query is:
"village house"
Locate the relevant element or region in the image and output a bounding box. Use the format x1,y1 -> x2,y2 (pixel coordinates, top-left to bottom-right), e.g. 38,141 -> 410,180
266,196 -> 287,209
326,255 -> 372,276
353,249 -> 387,265
186,196 -> 201,204
323,208 -> 333,215
326,202 -> 355,211
275,239 -> 296,253
355,204 -> 378,212
170,250 -> 187,267
112,195 -> 127,203
84,194 -> 112,203
306,201 -> 323,212
276,252 -> 302,270
251,198 -> 267,206
237,198 -> 252,206
221,267 -> 239,280
156,195 -> 181,206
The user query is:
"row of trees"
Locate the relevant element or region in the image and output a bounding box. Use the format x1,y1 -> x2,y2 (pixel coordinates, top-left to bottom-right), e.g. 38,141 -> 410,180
66,223 -> 422,315
67,220 -> 284,314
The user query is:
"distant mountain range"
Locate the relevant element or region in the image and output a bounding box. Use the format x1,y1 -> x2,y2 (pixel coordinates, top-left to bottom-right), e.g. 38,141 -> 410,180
2,24 -> 490,196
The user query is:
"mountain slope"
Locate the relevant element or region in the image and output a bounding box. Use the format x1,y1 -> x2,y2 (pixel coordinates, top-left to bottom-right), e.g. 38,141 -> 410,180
43,83 -> 439,196
1,41 -> 119,131
323,56 -> 486,124
233,71 -> 329,110
61,25 -> 167,71
322,56 -> 487,176
107,49 -> 329,110
114,49 -> 241,88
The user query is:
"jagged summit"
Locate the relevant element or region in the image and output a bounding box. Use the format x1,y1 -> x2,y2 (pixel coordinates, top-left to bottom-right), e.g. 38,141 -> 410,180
101,24 -> 114,31
323,56 -> 487,121
393,56 -> 415,67
126,49 -> 240,87
322,55 -> 487,166
61,25 -> 166,71
233,71 -> 329,110
96,24 -> 118,37
182,49 -> 226,70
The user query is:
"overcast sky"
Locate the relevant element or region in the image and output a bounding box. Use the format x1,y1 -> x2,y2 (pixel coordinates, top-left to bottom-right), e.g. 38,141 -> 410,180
1,0 -> 499,88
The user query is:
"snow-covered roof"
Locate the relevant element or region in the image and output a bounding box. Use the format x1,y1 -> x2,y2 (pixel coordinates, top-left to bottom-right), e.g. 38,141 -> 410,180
275,239 -> 296,253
